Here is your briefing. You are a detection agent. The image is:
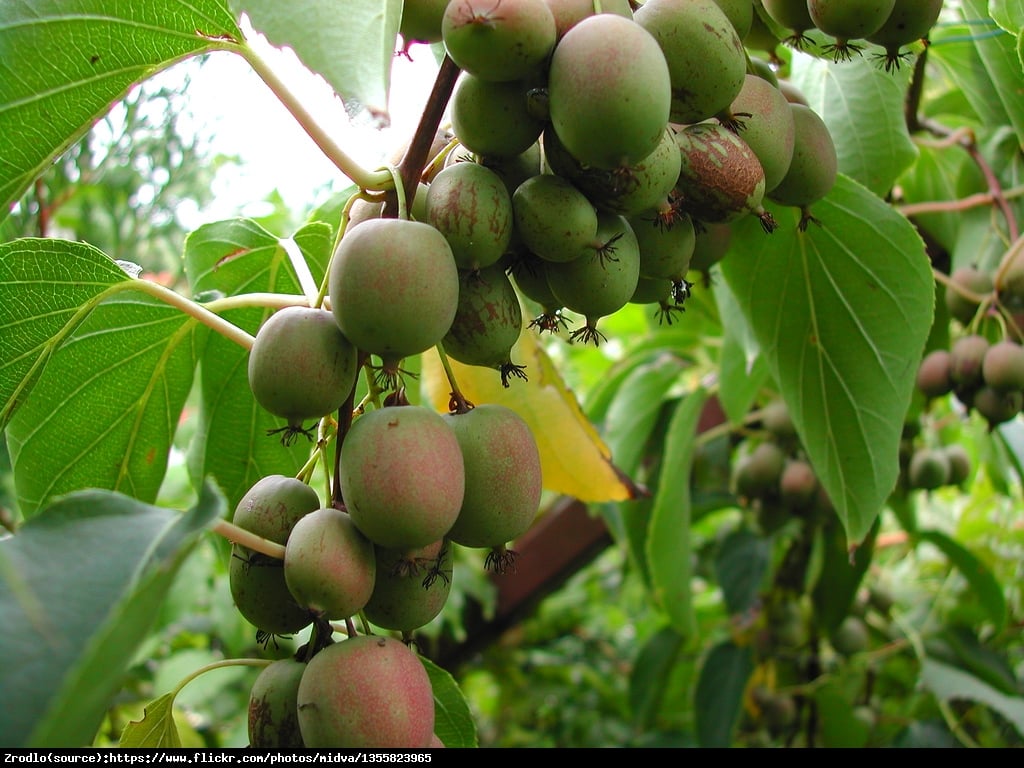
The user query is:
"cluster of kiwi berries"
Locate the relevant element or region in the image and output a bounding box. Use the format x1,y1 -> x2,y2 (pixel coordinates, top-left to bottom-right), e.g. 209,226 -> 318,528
395,0 -> 842,346
759,0 -> 946,68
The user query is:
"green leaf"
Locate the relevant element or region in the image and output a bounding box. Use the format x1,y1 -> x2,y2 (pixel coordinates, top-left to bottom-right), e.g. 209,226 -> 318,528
960,0 -> 1024,148
232,0 -> 403,120
0,481 -> 224,747
694,639 -> 754,748
183,219 -> 317,512
0,0 -> 240,217
811,516 -> 878,636
421,656 -> 477,748
721,175 -> 935,545
629,625 -> 685,729
6,282 -> 205,517
714,527 -> 771,616
647,386 -> 708,638
715,276 -> 769,424
0,238 -> 131,429
814,680 -> 872,748
916,529 -> 1008,631
790,54 -> 918,198
921,658 -> 1024,739
117,693 -> 181,748
991,0 -> 1024,36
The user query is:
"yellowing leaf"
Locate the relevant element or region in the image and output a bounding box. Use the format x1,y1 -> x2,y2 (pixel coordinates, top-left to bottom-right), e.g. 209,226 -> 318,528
421,325 -> 643,503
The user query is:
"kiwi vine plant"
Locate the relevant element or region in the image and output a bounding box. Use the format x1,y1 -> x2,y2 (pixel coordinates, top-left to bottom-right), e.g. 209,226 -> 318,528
1,0 -> 1024,750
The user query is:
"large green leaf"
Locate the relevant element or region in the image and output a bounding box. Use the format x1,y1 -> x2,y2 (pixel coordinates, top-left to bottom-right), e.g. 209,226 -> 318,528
0,481 -> 224,747
421,656 -> 477,748
647,386 -> 708,638
961,0 -> 1024,148
790,54 -> 918,198
694,639 -> 754,748
6,271 -> 205,517
629,625 -> 685,729
721,175 -> 935,545
232,0 -> 402,120
0,0 -> 240,217
183,219 -> 322,512
921,658 -> 1024,739
0,238 -> 130,429
714,275 -> 769,424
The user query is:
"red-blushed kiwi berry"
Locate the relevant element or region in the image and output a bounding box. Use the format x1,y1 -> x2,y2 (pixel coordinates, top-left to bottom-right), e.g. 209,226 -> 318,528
442,0 -> 557,82
229,476 -> 320,638
512,172 -> 598,263
808,0 -> 897,61
945,265 -> 993,326
364,538 -> 454,633
767,103 -> 838,230
283,508 -> 376,621
544,212 -> 641,345
248,658 -> 306,747
547,13 -> 671,169
972,385 -> 1023,427
441,404 -> 543,571
675,122 -> 777,233
779,458 -> 819,510
761,398 -> 798,443
543,0 -> 633,39
426,161 -> 514,271
297,635 -> 435,748
867,0 -> 944,71
907,447 -> 950,490
635,0 -> 748,124
442,265 -> 528,387
450,74 -> 546,159
329,218 -> 459,379
340,404 -> 465,550
981,339 -> 1024,392
247,306 -> 358,443
916,348 -> 954,399
762,0 -> 818,50
722,74 -> 797,193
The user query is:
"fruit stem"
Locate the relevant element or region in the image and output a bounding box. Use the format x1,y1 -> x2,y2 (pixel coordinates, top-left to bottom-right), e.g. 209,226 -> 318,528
435,342 -> 471,413
171,658 -> 272,699
212,519 -> 287,560
234,42 -> 394,192
128,278 -> 256,350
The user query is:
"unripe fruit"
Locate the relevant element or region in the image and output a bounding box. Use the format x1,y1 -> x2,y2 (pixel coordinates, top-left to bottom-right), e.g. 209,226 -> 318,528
247,307 -> 358,437
512,172 -> 598,263
442,0 -> 557,82
441,404 -> 543,548
907,447 -> 950,490
426,161 -> 514,271
945,265 -> 993,326
547,14 -> 671,169
340,405 -> 465,550
949,334 -> 990,389
762,0 -> 817,49
772,598 -> 809,649
734,440 -> 787,500
916,348 -> 953,400
400,0 -> 450,44
545,213 -> 641,344
981,340 -> 1024,392
808,0 -> 897,61
725,74 -> 797,192
972,385 -> 1023,427
248,658 -> 306,747
688,221 -> 732,274
450,74 -> 547,159
831,615 -> 871,656
284,508 -> 376,620
867,0 -> 944,71
629,208 -> 695,281
768,104 -> 838,228
761,398 -> 798,442
944,444 -> 971,486
443,266 -> 527,387
229,476 -> 320,636
297,636 -> 435,748
712,0 -> 754,39
779,458 -> 819,509
675,122 -> 777,232
364,539 -> 454,633
634,0 -> 747,124
329,218 -> 459,369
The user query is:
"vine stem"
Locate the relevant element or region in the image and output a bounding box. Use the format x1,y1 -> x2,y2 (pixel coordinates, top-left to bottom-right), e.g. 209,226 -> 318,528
434,342 -> 469,413
230,42 -> 394,192
172,658 -> 271,698
212,519 -> 286,560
